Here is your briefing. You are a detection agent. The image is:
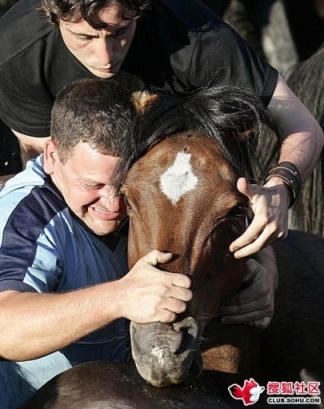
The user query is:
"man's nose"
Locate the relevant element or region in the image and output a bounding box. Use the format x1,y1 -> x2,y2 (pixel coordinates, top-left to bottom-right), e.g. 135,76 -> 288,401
100,186 -> 124,211
95,38 -> 114,66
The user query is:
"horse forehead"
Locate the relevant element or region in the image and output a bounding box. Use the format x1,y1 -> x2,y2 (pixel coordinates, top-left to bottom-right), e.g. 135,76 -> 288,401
147,134 -> 230,173
159,151 -> 199,205
144,136 -> 235,205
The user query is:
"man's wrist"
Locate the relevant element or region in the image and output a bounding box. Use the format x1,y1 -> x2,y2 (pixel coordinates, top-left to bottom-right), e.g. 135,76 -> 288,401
265,161 -> 302,208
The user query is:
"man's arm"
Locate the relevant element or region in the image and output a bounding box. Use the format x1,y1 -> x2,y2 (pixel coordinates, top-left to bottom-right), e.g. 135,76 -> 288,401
12,130 -> 51,168
268,74 -> 323,181
0,251 -> 192,362
219,245 -> 278,329
0,131 -> 50,186
230,74 -> 324,258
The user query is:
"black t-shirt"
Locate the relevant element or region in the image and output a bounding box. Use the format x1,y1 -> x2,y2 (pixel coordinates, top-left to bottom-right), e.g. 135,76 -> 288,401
0,0 -> 278,137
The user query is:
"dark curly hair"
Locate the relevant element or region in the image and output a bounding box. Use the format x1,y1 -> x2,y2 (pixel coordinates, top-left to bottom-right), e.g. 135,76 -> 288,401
39,0 -> 150,27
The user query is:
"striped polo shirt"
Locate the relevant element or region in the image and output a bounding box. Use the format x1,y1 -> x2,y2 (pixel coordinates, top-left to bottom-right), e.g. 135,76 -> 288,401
0,156 -> 129,408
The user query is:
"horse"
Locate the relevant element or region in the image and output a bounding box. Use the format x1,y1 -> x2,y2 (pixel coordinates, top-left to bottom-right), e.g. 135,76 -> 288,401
19,85 -> 324,408
118,85 -> 275,393
19,85 -> 274,408
121,86 -> 324,408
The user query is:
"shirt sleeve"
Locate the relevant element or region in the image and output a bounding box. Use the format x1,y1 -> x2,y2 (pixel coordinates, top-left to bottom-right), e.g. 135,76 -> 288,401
0,178 -> 65,293
154,0 -> 278,106
188,22 -> 278,106
0,56 -> 54,137
0,221 -> 63,293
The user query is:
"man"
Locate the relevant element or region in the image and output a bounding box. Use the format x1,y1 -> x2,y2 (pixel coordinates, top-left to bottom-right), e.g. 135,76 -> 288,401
0,78 -> 195,408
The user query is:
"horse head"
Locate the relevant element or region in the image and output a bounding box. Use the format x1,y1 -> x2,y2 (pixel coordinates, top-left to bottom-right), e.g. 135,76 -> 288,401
118,86 -> 273,387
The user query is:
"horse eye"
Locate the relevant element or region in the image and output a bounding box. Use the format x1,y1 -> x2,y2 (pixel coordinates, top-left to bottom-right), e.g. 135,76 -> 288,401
227,205 -> 245,219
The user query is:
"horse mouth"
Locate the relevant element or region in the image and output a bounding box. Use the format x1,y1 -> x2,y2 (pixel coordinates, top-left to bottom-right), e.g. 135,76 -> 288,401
130,317 -> 203,387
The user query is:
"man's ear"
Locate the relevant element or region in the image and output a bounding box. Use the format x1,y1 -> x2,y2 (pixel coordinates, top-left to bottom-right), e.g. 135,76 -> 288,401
43,140 -> 59,174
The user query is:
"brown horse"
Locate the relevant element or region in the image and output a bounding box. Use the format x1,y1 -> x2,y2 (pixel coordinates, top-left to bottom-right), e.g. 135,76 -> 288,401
119,85 -> 274,390
19,85 -> 324,409
19,85 -> 274,408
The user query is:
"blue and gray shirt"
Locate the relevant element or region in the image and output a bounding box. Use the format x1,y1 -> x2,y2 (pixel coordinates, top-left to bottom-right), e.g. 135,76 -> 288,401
0,156 -> 129,408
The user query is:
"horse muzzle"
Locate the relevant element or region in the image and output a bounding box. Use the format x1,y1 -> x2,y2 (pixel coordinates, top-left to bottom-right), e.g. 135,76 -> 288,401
130,317 -> 203,387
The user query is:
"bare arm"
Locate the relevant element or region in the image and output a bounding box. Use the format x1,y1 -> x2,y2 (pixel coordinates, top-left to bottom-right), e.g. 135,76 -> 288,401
0,251 -> 191,362
0,131 -> 50,187
268,74 -> 323,179
12,130 -> 51,168
230,74 -> 324,258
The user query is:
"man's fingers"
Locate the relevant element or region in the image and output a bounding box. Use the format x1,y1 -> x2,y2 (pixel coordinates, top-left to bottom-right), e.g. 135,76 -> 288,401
236,177 -> 256,200
164,297 -> 187,315
167,283 -> 192,302
140,250 -> 191,289
221,312 -> 272,329
219,297 -> 268,315
142,250 -> 173,266
248,317 -> 272,329
158,310 -> 177,324
170,272 -> 191,289
231,223 -> 282,258
157,296 -> 191,324
244,258 -> 261,282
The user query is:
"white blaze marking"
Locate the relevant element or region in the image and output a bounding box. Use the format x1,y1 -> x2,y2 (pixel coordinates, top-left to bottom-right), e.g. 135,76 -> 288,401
159,152 -> 198,205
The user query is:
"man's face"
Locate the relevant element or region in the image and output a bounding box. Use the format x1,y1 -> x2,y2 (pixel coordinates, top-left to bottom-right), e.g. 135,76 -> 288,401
44,141 -> 127,235
59,4 -> 138,78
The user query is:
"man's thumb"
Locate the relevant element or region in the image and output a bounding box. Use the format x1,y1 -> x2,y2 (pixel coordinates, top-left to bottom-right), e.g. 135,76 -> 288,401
142,250 -> 173,266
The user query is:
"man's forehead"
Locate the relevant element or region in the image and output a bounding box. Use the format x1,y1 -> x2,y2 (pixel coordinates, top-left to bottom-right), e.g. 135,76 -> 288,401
64,158 -> 119,186
60,4 -> 139,30
96,5 -> 140,24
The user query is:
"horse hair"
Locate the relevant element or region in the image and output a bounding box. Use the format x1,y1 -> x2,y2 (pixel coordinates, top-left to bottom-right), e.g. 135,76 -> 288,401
115,85 -> 277,187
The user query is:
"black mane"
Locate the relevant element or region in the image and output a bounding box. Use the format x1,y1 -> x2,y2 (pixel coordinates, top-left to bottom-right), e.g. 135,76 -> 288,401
115,85 -> 277,187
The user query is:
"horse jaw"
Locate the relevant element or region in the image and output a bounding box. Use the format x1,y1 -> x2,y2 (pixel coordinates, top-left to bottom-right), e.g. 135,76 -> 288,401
130,317 -> 203,387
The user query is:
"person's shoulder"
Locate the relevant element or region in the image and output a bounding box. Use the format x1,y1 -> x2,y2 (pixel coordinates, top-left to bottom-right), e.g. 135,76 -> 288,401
149,0 -> 227,32
0,157 -> 45,197
0,157 -> 66,229
0,0 -> 55,66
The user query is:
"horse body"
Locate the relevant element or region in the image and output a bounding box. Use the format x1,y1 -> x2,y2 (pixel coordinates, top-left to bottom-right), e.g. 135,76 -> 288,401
19,361 -> 231,409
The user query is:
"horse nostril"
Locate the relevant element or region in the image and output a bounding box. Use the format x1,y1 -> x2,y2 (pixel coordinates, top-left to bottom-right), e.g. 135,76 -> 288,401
172,317 -> 199,354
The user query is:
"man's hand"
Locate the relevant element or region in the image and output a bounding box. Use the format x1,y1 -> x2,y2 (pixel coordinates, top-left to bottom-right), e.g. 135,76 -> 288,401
119,250 -> 192,324
230,177 -> 290,258
219,245 -> 278,329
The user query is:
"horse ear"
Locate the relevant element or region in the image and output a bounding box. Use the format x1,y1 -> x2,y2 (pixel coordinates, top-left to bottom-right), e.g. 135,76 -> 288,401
131,91 -> 159,115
